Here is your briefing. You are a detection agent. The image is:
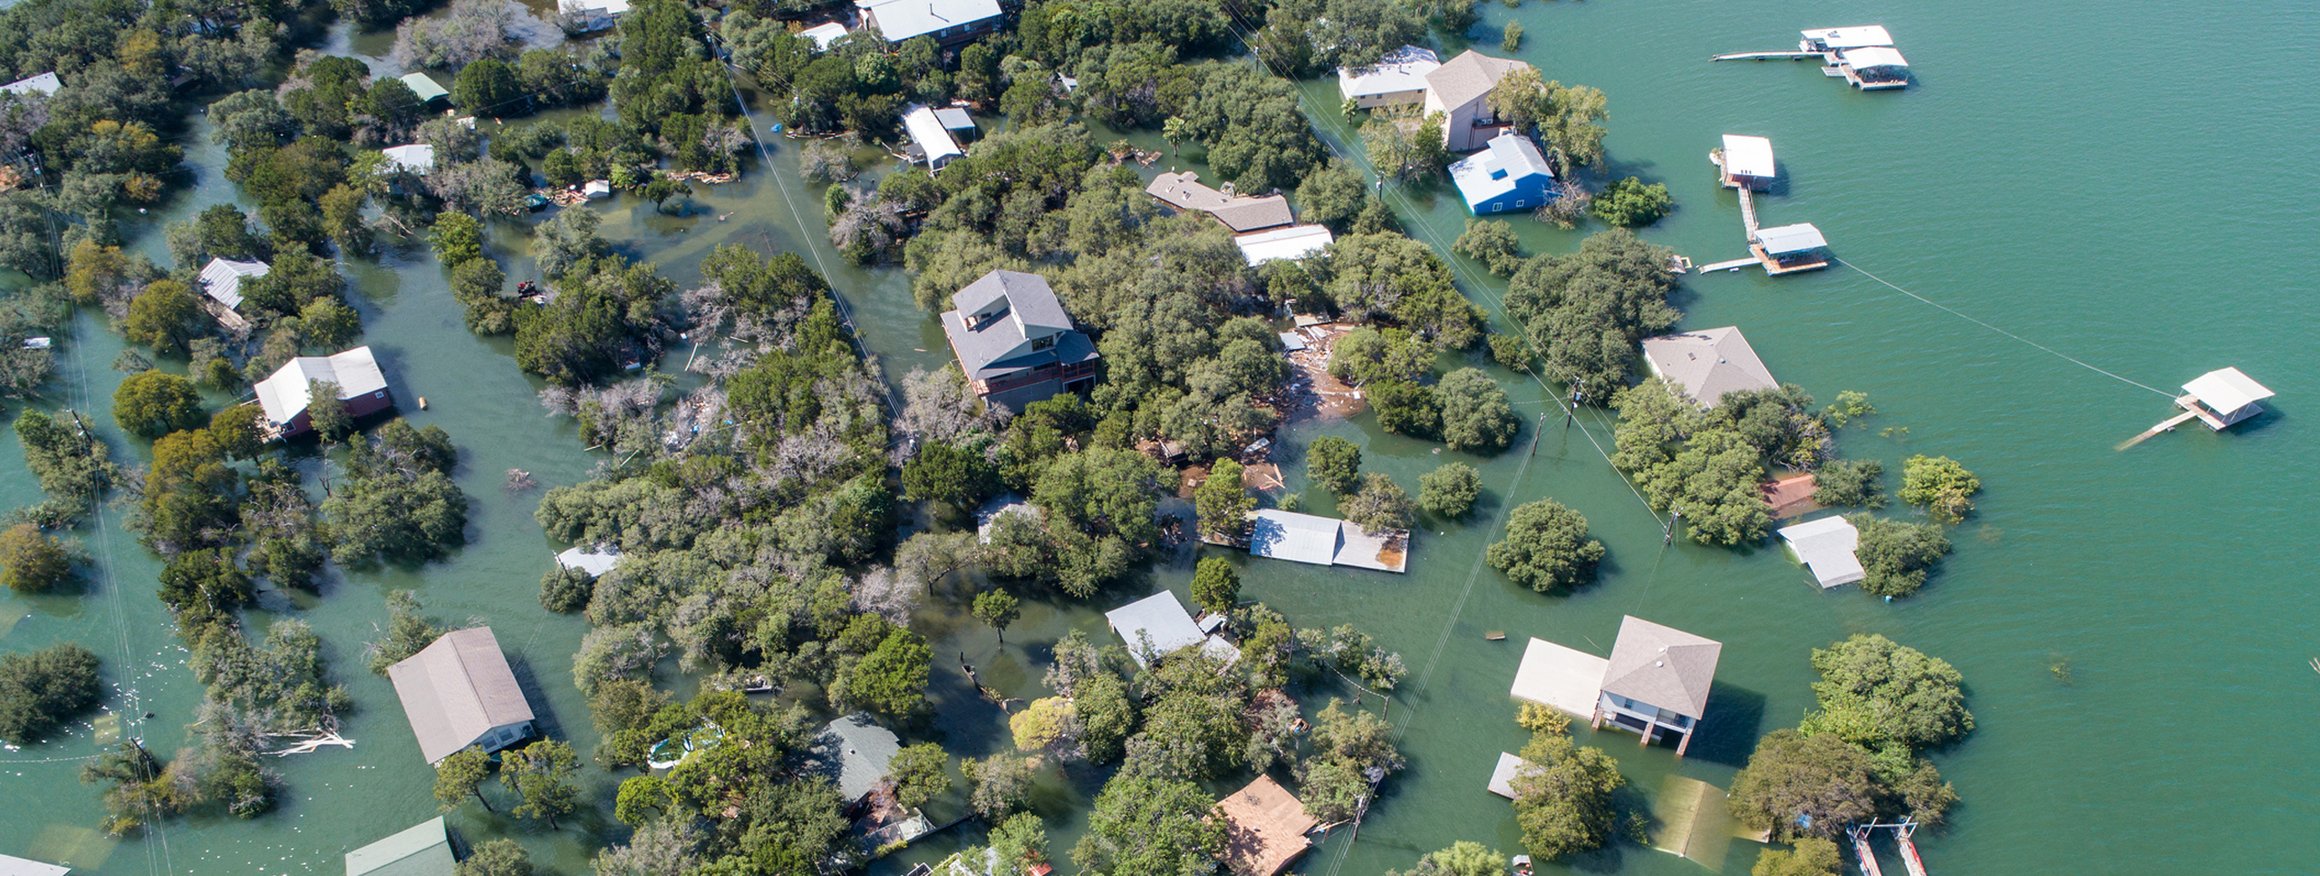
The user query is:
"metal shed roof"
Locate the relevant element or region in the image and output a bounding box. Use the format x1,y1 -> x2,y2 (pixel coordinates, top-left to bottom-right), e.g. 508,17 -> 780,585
1234,224 -> 1335,266
1105,591 -> 1208,668
254,346 -> 388,427
1336,45 -> 1440,99
1838,46 -> 1910,70
398,72 -> 448,103
1777,516 -> 1866,589
1248,509 -> 1342,566
1720,134 -> 1775,179
345,817 -> 454,876
1753,223 -> 1828,254
2182,367 -> 2274,415
1800,25 -> 1894,49
198,257 -> 269,310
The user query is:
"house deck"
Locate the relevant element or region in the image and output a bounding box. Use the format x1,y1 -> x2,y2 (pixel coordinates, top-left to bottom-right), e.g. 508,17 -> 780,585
1509,637 -> 1609,719
1752,245 -> 1830,275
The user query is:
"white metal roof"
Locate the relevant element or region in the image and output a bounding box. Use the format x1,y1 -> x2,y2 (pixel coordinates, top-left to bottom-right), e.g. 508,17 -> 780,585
1448,131 -> 1554,208
1777,516 -> 1866,589
0,854 -> 70,876
1233,224 -> 1334,266
1248,509 -> 1342,566
254,346 -> 388,426
855,0 -> 1000,42
1753,223 -> 1828,254
799,21 -> 849,50
1800,25 -> 1894,49
1336,45 -> 1441,100
558,0 -> 630,15
1509,636 -> 1610,719
1105,591 -> 1207,668
198,257 -> 269,310
1720,134 -> 1775,179
902,104 -> 964,167
2182,367 -> 2274,415
1838,46 -> 1910,70
0,72 -> 60,98
381,144 -> 435,174
555,545 -> 621,577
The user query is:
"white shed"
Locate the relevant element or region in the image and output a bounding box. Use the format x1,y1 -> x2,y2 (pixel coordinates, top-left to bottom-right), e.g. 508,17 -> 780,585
1718,134 -> 1775,188
1777,515 -> 1866,589
1233,224 -> 1334,267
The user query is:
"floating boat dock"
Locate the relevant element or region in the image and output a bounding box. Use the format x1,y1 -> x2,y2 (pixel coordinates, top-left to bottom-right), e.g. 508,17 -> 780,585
1849,821 -> 1932,876
1714,26 -> 1912,90
1701,141 -> 1830,276
1710,50 -> 1822,62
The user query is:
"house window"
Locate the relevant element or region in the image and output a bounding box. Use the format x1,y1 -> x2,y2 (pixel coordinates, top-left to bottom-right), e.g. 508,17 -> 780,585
1031,335 -> 1056,351
1514,200 -> 1525,208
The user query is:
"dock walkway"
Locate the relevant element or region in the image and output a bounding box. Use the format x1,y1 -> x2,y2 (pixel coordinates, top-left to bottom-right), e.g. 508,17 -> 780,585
1736,187 -> 1761,236
1711,50 -> 1823,62
2118,409 -> 2200,450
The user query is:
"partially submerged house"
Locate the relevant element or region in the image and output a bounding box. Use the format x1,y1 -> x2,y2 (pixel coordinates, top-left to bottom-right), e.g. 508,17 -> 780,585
2178,367 -> 2274,430
814,714 -> 900,811
1448,131 -> 1555,215
0,72 -> 61,98
1639,326 -> 1779,408
1214,775 -> 1318,876
1509,616 -> 1722,757
554,545 -> 622,577
252,345 -> 393,439
1423,50 -> 1532,152
387,627 -> 536,765
1777,515 -> 1865,589
0,853 -> 69,876
197,256 -> 269,314
1145,171 -> 1294,233
1104,591 -> 1236,669
855,0 -> 1001,46
344,816 -> 455,876
972,495 -> 1039,543
398,72 -> 449,107
1246,509 -> 1407,573
1336,45 -> 1440,109
1716,134 -> 1776,190
939,270 -> 1099,411
380,144 -> 436,175
1233,224 -> 1334,266
1749,222 -> 1830,274
558,0 -> 631,33
901,104 -> 964,170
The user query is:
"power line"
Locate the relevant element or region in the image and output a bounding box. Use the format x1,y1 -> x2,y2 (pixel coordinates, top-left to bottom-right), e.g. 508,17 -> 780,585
1834,257 -> 2173,398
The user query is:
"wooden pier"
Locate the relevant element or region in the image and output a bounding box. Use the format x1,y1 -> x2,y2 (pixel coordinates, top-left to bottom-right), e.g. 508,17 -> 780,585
1751,243 -> 1830,275
1711,50 -> 1824,62
1696,257 -> 1758,273
1736,186 -> 1761,235
2117,409 -> 2200,450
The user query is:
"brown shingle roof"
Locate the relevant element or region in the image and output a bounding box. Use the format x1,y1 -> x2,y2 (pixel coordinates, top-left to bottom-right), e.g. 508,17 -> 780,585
1214,775 -> 1318,876
1600,616 -> 1721,720
1144,171 -> 1293,233
1424,50 -> 1529,109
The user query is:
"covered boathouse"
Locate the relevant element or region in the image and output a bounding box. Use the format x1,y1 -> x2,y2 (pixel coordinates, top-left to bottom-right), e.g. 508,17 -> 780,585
1749,223 -> 1830,274
2177,367 -> 2274,430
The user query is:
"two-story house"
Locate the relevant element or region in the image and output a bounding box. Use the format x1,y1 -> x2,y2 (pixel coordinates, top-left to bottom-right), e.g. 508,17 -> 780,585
939,270 -> 1099,412
1594,616 -> 1722,757
1423,50 -> 1533,153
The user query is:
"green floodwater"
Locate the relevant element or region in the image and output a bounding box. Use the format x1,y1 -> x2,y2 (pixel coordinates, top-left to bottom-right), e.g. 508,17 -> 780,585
5,0 -> 2318,873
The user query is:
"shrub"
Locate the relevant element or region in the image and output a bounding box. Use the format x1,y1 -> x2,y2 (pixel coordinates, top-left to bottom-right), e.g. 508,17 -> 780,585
1418,462 -> 1481,518
1589,177 -> 1672,227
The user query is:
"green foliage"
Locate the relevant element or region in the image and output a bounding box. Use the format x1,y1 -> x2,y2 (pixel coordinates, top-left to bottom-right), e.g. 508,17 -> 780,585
1805,634 -> 1973,751
14,409 -> 117,524
1194,459 -> 1255,542
1454,218 -> 1525,276
902,441 -> 997,509
1363,112 -> 1447,183
834,625 -> 931,716
368,590 -> 447,675
0,643 -> 103,745
452,58 -> 524,114
1610,381 -> 1835,547
1343,472 -> 1414,534
1370,379 -> 1441,437
1899,455 -> 1980,525
1392,840 -> 1506,876
1487,500 -> 1605,593
1753,838 -> 1843,876
1488,67 -> 1610,171
1505,230 -> 1680,401
1502,21 -> 1525,50
1848,515 -> 1951,598
0,523 -> 73,594
501,740 -> 581,828
112,370 -> 205,437
972,589 -> 1021,641
1306,436 -> 1362,495
1071,775 -> 1226,876
888,742 -> 951,809
1418,462 -> 1482,518
1329,327 -> 1434,386
435,746 -> 496,813
1437,368 -> 1519,453
1190,557 -> 1240,615
455,838 -> 534,876
1812,459 -> 1886,508
321,421 -> 471,567
1320,233 -> 1479,347
963,754 -> 1038,822
189,619 -> 350,733
1728,729 -> 1881,840
1590,177 -> 1673,227
122,279 -> 205,355
1824,390 -> 1875,427
1510,724 -> 1628,860
1296,698 -> 1407,821
1295,160 -> 1370,231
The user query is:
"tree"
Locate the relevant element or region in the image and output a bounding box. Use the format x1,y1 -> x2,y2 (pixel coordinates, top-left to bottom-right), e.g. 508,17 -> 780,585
1369,379 -> 1441,437
1193,459 -> 1254,542
0,523 -> 73,594
112,370 -> 205,437
1811,459 -> 1884,508
455,838 -> 534,876
1071,775 -> 1226,876
533,207 -> 608,280
1392,840 -> 1505,876
1728,729 -> 1881,841
1505,230 -> 1679,401
435,745 -> 496,813
1754,837 -> 1843,876
1899,455 -> 1980,525
1805,634 -> 1974,752
1437,368 -> 1519,453
888,742 -> 951,809
501,740 -> 580,828
1306,436 -> 1362,495
0,644 -> 103,745
1189,557 -> 1240,615
1488,68 -> 1609,171
901,441 -> 996,509
963,753 -> 1037,821
1453,219 -> 1524,276
370,590 -> 447,674
1010,696 -> 1080,757
1343,473 -> 1414,534
1590,177 -> 1672,227
1510,728 -> 1626,861
1418,462 -> 1482,518
1363,113 -> 1446,182
452,59 -> 524,113
1487,500 -> 1605,593
122,279 -> 205,355
835,627 -> 931,716
1848,516 -> 1951,598
972,589 -> 1020,643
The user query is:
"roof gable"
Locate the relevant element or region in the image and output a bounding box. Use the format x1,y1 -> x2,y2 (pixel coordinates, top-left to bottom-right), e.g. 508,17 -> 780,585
253,346 -> 388,426
387,627 -> 534,763
1639,327 -> 1778,408
1105,591 -> 1208,668
1600,616 -> 1720,719
198,257 -> 270,310
344,817 -> 454,876
1777,516 -> 1865,588
1425,50 -> 1528,109
856,0 -> 1000,41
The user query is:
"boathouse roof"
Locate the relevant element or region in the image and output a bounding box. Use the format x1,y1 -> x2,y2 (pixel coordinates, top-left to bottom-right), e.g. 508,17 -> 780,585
1640,326 -> 1779,408
387,627 -> 534,764
1837,46 -> 1909,71
1214,775 -> 1318,876
1601,617 -> 1720,720
1800,25 -> 1893,50
1777,516 -> 1866,589
1753,223 -> 1827,255
2183,367 -> 2273,415
1720,135 -> 1775,179
345,817 -> 454,876
1234,224 -> 1334,266
1248,509 -> 1408,572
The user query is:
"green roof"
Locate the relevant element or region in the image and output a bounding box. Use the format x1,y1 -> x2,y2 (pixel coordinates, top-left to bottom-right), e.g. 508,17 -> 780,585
345,817 -> 455,876
399,72 -> 449,103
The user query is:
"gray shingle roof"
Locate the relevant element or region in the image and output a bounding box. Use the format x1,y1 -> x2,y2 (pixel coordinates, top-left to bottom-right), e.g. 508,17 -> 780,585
941,270 -> 1095,381
387,627 -> 534,764
1425,50 -> 1528,110
814,714 -> 899,803
1600,616 -> 1720,720
1639,327 -> 1778,408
